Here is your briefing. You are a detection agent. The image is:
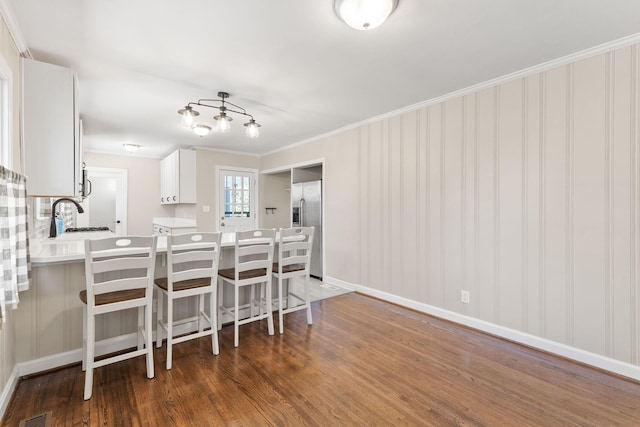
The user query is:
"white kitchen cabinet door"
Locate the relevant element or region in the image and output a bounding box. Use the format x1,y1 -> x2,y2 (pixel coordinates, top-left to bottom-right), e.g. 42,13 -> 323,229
23,58 -> 81,197
160,152 -> 176,204
160,149 -> 195,204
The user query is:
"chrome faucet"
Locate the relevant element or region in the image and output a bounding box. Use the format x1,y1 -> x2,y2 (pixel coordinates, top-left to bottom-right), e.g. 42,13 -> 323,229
49,198 -> 85,238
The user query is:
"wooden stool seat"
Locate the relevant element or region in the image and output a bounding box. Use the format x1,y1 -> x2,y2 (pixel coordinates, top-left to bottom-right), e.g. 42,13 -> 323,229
271,263 -> 305,274
154,277 -> 211,292
79,289 -> 145,305
218,268 -> 267,280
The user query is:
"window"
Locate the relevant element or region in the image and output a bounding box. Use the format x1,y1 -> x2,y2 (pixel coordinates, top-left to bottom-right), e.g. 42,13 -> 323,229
224,174 -> 252,218
217,168 -> 258,233
0,55 -> 12,169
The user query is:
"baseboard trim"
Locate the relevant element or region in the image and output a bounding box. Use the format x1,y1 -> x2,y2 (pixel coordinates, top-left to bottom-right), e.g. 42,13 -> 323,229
0,365 -> 19,420
13,308 -> 251,378
324,276 -> 640,382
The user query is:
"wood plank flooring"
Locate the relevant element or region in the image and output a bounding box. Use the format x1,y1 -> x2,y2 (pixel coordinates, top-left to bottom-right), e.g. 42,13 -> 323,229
3,293 -> 640,426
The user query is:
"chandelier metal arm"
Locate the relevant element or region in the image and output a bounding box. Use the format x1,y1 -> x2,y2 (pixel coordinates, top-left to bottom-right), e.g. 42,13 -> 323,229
189,100 -> 254,120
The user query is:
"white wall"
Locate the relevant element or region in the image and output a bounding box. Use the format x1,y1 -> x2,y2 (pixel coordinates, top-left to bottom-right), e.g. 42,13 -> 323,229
262,43 -> 640,368
260,171 -> 291,230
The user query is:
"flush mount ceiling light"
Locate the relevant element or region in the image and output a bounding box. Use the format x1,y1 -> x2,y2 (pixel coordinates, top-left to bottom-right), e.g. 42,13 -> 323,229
122,143 -> 141,153
178,91 -> 261,139
334,0 -> 398,30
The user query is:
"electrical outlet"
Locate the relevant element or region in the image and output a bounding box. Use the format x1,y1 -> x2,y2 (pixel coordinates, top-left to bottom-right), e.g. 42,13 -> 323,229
203,205 -> 210,212
461,290 -> 470,304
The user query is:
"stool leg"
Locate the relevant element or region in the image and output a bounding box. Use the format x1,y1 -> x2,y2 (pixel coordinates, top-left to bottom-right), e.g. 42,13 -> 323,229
250,284 -> 256,317
198,294 -> 204,333
234,285 -> 240,347
137,306 -> 144,350
84,310 -> 95,400
156,289 -> 163,348
82,305 -> 87,370
210,285 -> 219,355
166,295 -> 173,370
278,276 -> 284,334
266,279 -> 274,336
217,277 -> 223,331
304,276 -> 313,325
146,303 -> 155,378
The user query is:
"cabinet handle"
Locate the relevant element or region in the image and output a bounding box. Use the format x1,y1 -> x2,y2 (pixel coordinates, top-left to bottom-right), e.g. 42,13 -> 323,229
173,196 -> 176,201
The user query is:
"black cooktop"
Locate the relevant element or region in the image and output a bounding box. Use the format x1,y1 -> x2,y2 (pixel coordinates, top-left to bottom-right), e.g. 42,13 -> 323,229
65,226 -> 111,232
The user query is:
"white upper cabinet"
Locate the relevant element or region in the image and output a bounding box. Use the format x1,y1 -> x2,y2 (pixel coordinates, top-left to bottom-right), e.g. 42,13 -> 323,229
22,58 -> 82,198
160,149 -> 196,204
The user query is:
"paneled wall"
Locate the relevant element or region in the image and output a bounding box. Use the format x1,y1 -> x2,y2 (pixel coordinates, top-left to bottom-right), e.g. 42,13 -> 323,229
262,43 -> 640,366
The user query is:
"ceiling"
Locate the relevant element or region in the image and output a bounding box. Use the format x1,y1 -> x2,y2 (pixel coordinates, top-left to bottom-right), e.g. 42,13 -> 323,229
6,0 -> 640,159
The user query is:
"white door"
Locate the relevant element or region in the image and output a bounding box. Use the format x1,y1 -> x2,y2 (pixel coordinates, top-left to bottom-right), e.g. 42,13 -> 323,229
77,167 -> 128,234
218,168 -> 257,232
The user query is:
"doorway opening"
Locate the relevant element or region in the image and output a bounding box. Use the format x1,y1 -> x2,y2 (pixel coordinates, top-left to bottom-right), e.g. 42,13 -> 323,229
77,167 -> 128,234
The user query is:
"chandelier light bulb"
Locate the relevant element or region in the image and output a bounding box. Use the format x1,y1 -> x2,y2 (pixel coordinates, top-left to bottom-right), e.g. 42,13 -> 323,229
335,0 -> 398,30
244,120 -> 261,139
215,113 -> 231,133
178,106 -> 199,127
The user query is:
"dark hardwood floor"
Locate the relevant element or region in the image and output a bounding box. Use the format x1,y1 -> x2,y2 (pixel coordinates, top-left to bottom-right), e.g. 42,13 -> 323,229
3,293 -> 640,426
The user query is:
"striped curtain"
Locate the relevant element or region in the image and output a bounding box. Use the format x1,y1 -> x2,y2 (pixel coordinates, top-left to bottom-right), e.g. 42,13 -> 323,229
0,165 -> 30,322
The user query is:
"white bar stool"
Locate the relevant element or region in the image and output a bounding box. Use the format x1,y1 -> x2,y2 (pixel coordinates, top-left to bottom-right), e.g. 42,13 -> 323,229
154,232 -> 222,369
218,229 -> 276,347
80,235 -> 158,400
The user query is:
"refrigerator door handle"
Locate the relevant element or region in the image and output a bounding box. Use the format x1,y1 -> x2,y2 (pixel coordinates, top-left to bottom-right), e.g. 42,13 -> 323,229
299,198 -> 305,226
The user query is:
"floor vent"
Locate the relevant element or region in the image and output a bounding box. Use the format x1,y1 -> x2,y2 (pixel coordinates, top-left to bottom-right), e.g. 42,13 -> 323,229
19,411 -> 52,427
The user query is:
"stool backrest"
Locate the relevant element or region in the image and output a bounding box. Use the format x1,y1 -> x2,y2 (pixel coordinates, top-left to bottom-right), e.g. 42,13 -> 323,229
166,232 -> 222,290
233,229 -> 276,281
84,235 -> 158,314
276,227 -> 314,274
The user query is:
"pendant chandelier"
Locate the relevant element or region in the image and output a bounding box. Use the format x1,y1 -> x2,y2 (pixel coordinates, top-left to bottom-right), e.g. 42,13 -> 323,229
334,0 -> 398,30
178,91 -> 261,139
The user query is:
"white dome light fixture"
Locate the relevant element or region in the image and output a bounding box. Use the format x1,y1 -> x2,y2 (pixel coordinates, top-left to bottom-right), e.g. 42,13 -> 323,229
334,0 -> 398,31
192,124 -> 211,137
122,143 -> 141,153
178,91 -> 261,139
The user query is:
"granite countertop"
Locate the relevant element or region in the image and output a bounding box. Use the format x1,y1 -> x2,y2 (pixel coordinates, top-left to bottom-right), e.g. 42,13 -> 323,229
30,231 -> 236,265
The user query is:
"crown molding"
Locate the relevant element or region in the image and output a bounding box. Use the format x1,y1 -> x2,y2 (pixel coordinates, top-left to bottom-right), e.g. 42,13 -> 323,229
266,32 -> 640,157
194,145 -> 261,157
0,0 -> 30,57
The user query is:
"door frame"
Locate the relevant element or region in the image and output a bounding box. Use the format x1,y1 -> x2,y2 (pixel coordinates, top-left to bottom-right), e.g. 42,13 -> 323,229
81,167 -> 128,234
260,157 -> 325,280
215,165 -> 260,232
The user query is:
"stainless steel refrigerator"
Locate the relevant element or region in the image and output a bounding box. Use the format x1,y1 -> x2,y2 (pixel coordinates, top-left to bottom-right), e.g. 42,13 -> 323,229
291,180 -> 323,279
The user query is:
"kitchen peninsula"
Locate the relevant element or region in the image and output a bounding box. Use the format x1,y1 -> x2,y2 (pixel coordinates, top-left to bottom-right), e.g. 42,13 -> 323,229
19,232 -> 247,372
